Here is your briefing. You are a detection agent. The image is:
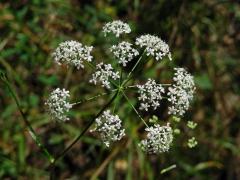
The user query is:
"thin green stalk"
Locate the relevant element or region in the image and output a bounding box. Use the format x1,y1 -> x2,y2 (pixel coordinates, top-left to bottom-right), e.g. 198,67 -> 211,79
0,73 -> 54,163
122,49 -> 146,87
113,67 -> 123,113
162,84 -> 171,86
71,88 -> 118,106
52,91 -> 119,164
64,66 -> 73,88
121,91 -> 148,128
119,68 -> 122,85
85,61 -> 96,69
125,83 -> 171,89
112,90 -> 121,113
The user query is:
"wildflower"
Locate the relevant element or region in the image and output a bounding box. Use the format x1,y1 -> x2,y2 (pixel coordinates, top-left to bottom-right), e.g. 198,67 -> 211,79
139,123 -> 173,154
89,62 -> 120,89
110,41 -> 139,66
135,34 -> 172,61
167,68 -> 195,116
173,68 -> 195,91
45,88 -> 72,122
137,79 -> 165,111
91,110 -> 125,147
52,40 -> 93,69
102,20 -> 131,37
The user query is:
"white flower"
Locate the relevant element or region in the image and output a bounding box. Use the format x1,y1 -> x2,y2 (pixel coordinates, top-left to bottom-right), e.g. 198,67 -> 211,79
172,68 -> 195,90
135,34 -> 172,61
102,20 -> 131,37
89,62 -> 120,89
52,40 -> 93,69
91,110 -> 125,147
139,123 -> 173,154
45,88 -> 72,122
167,68 -> 195,116
110,41 -> 139,66
137,79 -> 165,111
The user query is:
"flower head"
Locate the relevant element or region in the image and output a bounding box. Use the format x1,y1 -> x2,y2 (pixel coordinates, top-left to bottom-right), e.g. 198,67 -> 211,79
45,88 -> 72,122
167,68 -> 195,116
110,41 -> 139,66
89,62 -> 120,89
135,34 -> 172,61
137,79 -> 165,111
139,123 -> 173,154
52,40 -> 93,69
91,110 -> 125,147
102,20 -> 131,37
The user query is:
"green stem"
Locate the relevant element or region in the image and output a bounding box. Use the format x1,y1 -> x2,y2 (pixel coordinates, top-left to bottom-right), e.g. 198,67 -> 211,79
119,68 -> 122,86
64,66 -> 73,88
112,90 -> 121,113
121,90 -> 149,128
122,49 -> 146,87
113,67 -> 123,113
85,61 -> 96,69
71,89 -> 118,106
126,83 -> 171,89
0,74 -> 54,163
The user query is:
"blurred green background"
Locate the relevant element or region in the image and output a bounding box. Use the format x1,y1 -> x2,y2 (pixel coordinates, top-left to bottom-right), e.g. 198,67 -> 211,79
0,0 -> 240,179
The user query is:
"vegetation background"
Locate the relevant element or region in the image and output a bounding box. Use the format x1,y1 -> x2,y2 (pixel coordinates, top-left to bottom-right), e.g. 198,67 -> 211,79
0,0 -> 240,179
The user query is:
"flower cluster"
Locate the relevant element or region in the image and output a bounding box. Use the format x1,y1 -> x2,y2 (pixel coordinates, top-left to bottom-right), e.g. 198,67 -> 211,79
187,121 -> 197,129
135,34 -> 172,61
46,20 -> 196,154
89,62 -> 120,89
45,88 -> 72,122
110,41 -> 139,66
167,68 -> 195,116
52,40 -> 93,69
137,79 -> 165,111
139,123 -> 173,154
187,137 -> 198,148
90,110 -> 125,147
102,20 -> 131,37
